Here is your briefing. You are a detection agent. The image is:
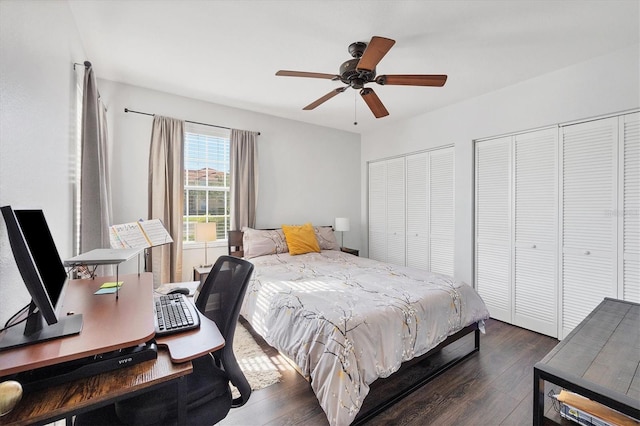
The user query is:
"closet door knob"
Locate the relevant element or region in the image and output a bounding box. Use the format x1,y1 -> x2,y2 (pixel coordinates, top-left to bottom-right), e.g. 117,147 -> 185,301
532,244 -> 537,249
584,250 -> 591,255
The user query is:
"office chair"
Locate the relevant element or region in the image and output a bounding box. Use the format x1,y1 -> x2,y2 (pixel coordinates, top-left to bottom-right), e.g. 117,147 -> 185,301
74,255 -> 254,426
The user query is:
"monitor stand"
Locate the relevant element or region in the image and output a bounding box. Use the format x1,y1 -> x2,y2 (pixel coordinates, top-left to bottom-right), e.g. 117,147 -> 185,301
0,312 -> 83,351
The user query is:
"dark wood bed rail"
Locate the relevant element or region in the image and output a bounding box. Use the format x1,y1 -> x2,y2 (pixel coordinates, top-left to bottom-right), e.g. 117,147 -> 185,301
353,323 -> 480,425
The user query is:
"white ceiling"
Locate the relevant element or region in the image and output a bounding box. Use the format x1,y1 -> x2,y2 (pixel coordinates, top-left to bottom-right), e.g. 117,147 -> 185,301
68,0 -> 640,134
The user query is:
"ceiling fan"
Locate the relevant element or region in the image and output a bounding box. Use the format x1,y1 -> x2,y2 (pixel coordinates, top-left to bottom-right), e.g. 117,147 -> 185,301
276,36 -> 447,119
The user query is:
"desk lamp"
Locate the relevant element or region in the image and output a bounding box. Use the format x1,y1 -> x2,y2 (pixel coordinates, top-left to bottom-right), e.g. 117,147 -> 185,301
195,222 -> 217,267
334,217 -> 350,247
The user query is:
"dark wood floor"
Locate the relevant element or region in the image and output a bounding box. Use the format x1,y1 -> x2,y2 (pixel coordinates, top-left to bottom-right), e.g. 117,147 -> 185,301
220,319 -> 571,426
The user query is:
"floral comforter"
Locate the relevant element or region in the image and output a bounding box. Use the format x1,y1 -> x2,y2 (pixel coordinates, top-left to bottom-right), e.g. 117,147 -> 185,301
240,250 -> 490,425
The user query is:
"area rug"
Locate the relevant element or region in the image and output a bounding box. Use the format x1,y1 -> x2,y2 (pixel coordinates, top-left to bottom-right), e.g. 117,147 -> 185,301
231,322 -> 282,397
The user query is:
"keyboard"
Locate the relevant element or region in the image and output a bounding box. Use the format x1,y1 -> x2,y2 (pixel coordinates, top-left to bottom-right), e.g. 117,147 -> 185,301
154,293 -> 200,336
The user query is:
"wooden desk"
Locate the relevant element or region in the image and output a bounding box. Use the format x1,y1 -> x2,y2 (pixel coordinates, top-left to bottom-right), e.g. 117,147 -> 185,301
1,273 -> 156,376
0,273 -> 225,425
1,349 -> 191,426
533,298 -> 640,424
156,309 -> 224,363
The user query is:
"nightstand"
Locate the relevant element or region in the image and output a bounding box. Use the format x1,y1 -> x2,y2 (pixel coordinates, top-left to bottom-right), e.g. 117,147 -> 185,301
340,247 -> 359,257
193,266 -> 212,285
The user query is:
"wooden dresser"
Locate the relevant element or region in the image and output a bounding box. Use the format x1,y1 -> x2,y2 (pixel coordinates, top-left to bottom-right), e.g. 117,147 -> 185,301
533,298 -> 640,424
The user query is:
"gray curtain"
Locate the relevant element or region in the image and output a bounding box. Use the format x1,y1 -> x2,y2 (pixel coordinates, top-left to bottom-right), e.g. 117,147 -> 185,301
148,116 -> 184,286
80,63 -> 112,275
230,129 -> 259,230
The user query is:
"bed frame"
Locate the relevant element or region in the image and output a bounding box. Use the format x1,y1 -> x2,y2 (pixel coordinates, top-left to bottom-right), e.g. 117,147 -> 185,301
227,229 -> 481,423
354,322 -> 479,424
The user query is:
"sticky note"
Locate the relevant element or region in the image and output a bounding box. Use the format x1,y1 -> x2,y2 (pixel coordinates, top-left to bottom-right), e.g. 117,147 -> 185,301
94,281 -> 123,294
100,281 -> 123,289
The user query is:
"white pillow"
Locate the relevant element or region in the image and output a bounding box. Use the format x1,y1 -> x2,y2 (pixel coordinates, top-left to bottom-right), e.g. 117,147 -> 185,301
314,226 -> 339,250
242,227 -> 289,259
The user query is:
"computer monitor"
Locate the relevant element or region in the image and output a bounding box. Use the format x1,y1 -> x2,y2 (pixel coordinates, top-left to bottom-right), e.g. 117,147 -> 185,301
15,209 -> 67,309
0,205 -> 82,351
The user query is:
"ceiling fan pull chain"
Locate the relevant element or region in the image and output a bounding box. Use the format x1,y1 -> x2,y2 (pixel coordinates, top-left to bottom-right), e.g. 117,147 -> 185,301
354,91 -> 358,126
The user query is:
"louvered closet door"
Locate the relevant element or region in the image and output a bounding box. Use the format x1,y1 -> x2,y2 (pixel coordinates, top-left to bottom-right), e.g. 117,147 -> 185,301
475,137 -> 512,323
513,129 -> 558,337
368,161 -> 387,262
406,153 -> 429,270
430,147 -> 455,276
621,112 -> 639,302
386,157 -> 406,266
561,117 -> 618,339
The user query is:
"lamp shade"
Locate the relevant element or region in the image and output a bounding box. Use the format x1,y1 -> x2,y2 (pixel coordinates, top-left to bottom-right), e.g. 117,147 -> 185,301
334,217 -> 350,232
195,222 -> 217,242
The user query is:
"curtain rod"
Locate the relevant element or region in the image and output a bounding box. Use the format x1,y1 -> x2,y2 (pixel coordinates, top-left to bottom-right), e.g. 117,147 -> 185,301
73,61 -> 92,70
124,108 -> 260,135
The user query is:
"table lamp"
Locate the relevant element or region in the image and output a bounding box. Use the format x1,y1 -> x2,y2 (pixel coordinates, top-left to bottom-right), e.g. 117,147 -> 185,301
334,217 -> 350,247
195,222 -> 217,267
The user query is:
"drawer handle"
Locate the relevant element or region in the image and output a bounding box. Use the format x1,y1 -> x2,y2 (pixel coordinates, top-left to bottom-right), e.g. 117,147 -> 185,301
532,244 -> 536,249
584,250 -> 591,255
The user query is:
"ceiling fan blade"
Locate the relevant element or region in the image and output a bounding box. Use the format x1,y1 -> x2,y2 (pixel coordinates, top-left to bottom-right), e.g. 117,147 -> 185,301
276,70 -> 339,80
376,74 -> 448,87
303,87 -> 347,110
356,36 -> 396,72
360,88 -> 389,118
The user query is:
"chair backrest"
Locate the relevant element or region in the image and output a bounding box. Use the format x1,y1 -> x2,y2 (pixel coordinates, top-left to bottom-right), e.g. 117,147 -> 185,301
227,230 -> 244,258
194,255 -> 254,407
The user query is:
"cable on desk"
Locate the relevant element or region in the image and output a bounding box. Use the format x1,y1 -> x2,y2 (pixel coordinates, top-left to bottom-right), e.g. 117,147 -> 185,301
66,264 -> 99,279
4,303 -> 29,327
1,303 -> 33,333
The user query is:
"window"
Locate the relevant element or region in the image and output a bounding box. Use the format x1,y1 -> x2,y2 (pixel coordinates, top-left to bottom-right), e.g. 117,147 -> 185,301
183,124 -> 230,243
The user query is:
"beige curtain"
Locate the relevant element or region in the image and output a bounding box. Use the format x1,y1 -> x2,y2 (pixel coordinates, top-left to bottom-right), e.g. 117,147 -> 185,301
230,129 -> 259,230
148,116 -> 184,286
80,62 -> 113,275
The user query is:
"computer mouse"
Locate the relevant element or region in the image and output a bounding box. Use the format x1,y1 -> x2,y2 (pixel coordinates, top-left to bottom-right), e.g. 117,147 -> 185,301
168,287 -> 190,295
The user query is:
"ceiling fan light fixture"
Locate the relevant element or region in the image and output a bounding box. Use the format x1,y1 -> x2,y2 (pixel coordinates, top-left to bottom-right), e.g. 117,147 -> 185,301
350,78 -> 367,90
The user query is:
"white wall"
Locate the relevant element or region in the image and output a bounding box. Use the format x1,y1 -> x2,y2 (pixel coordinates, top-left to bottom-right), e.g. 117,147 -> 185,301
98,80 -> 361,281
0,1 -> 360,322
0,1 -> 86,325
360,45 -> 640,287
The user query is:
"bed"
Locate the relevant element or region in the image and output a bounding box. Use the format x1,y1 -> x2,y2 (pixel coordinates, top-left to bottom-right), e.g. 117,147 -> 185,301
230,225 -> 490,426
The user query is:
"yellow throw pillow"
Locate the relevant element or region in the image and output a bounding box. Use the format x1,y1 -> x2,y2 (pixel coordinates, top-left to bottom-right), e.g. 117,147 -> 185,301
282,223 -> 321,255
